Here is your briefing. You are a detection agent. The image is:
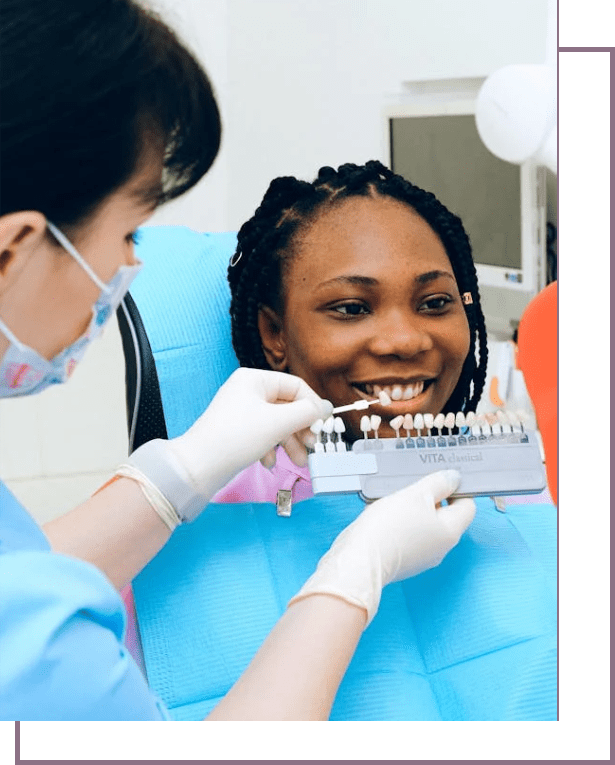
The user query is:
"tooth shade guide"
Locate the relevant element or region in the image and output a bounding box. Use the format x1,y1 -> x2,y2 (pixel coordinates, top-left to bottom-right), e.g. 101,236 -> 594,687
484,412 -> 499,434
389,415 -> 404,439
370,414 -> 382,437
423,413 -> 434,433
516,410 -> 530,431
464,411 -> 476,429
475,413 -> 489,436
310,418 -> 324,435
455,412 -> 465,429
444,412 -> 455,434
507,411 -> 520,431
496,410 -> 513,433
413,413 -> 424,436
360,415 -> 372,439
403,413 -> 414,437
322,416 -> 335,434
433,413 -> 445,436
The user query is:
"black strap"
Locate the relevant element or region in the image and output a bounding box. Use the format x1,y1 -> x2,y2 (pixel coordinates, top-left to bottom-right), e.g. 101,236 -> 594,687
116,292 -> 168,453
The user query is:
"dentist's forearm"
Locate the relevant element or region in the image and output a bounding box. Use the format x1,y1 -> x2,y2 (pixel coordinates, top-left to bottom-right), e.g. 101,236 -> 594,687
205,594 -> 366,721
43,475 -> 171,590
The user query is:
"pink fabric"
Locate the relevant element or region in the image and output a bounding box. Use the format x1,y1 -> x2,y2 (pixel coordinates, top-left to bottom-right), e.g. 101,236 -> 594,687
123,447 -> 313,673
211,446 -> 313,504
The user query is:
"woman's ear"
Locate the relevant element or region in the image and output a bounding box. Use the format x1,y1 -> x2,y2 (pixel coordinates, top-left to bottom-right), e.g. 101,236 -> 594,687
257,305 -> 288,371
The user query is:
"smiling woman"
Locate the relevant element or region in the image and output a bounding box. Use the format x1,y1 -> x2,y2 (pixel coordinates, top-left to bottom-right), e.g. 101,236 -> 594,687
228,160 -> 488,444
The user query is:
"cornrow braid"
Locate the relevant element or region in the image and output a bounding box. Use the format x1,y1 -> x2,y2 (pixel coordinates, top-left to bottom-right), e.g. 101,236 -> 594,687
228,160 -> 488,414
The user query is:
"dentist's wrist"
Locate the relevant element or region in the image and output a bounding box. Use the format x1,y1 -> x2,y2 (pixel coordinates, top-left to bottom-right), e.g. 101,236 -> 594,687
125,438 -> 211,523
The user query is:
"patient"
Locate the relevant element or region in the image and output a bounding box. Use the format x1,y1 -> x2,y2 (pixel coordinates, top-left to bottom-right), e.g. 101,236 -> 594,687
125,161 -> 489,662
125,165 -> 556,720
215,160 -> 489,505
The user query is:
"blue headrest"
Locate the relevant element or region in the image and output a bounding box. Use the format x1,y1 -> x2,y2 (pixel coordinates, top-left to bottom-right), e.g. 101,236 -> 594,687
130,225 -> 557,721
132,226 -> 239,438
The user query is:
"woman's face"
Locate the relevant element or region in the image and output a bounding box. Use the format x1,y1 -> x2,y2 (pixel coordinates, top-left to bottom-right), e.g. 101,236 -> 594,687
258,195 -> 471,442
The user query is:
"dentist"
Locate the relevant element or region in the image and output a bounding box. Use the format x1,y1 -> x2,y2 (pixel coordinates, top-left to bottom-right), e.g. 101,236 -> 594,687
0,0 -> 475,721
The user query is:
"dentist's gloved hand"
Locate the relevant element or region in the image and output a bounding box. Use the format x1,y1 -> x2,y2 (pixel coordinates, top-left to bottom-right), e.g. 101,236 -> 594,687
289,470 -> 476,624
126,368 -> 332,523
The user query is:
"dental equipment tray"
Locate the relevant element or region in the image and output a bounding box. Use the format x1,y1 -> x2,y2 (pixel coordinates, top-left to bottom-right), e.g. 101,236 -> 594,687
308,431 -> 546,501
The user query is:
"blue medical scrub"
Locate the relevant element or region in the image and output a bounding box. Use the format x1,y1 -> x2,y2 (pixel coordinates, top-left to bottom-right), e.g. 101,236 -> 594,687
0,480 -> 170,720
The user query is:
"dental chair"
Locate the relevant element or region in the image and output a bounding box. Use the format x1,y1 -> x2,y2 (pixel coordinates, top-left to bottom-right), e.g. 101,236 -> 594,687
116,226 -> 557,722
116,226 -> 239,452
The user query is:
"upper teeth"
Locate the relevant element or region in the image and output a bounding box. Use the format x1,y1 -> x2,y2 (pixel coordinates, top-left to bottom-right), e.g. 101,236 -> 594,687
363,382 -> 425,401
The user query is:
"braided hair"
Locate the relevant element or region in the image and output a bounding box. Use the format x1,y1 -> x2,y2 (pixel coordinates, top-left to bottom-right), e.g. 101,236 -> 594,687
228,160 -> 488,413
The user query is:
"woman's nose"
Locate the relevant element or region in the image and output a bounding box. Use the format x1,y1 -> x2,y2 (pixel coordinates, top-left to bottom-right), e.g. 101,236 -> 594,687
366,310 -> 433,358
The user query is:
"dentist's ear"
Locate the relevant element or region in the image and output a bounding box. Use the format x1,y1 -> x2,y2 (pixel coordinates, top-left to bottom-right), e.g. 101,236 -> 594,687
0,211 -> 48,290
257,305 -> 289,372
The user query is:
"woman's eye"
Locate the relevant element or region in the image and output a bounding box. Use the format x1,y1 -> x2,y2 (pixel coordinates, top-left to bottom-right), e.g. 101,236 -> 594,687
420,295 -> 454,312
331,302 -> 370,317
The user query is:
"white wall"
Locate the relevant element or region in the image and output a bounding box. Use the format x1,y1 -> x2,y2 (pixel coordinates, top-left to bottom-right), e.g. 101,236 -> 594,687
1,0 -> 548,522
223,0 -> 547,228
149,0 -> 547,231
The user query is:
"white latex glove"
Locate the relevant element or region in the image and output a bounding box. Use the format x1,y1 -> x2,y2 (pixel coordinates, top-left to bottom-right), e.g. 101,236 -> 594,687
174,368 -> 331,499
289,470 -> 476,624
127,369 -> 332,523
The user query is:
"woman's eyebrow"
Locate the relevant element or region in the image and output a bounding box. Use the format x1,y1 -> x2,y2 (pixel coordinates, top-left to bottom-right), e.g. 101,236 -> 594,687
316,270 -> 456,290
316,275 -> 379,290
415,270 -> 456,285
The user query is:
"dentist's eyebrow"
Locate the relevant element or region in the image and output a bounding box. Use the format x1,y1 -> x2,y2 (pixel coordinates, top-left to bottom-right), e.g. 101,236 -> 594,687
131,181 -> 164,211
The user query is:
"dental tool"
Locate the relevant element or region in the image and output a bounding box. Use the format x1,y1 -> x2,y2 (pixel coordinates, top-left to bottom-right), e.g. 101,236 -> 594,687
308,407 -> 546,501
331,390 -> 392,414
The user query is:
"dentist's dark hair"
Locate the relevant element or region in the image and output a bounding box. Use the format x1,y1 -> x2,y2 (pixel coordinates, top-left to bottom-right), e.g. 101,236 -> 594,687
228,160 -> 488,414
0,0 -> 221,229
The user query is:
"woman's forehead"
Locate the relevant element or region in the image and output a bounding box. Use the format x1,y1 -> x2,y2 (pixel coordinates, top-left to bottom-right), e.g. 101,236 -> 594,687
289,195 -> 452,280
